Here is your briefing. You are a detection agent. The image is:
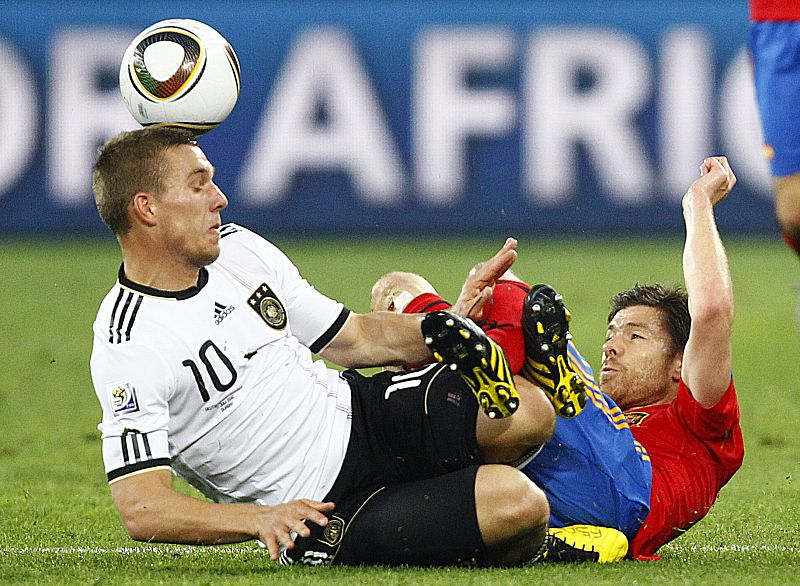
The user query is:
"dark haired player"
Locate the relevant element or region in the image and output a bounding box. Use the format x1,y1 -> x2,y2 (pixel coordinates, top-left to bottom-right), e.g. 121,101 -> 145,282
374,157 -> 744,560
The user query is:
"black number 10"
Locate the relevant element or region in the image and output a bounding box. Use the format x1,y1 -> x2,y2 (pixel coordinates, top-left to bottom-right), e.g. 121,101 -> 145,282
182,340 -> 237,402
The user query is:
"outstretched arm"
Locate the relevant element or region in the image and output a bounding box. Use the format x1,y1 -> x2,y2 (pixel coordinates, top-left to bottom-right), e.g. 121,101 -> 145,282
680,156 -> 736,408
321,238 -> 518,368
110,470 -> 334,560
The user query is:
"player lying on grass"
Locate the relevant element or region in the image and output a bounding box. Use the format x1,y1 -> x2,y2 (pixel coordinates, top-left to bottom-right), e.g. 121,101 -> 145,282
371,156 -> 744,560
89,126 -> 570,567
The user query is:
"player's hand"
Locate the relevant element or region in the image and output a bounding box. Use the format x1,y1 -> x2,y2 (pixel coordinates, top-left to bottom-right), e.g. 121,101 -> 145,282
451,237 -> 518,319
686,156 -> 736,207
255,499 -> 335,560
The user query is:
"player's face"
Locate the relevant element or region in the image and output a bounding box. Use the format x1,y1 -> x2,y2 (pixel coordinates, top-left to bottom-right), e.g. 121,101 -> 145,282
156,145 -> 228,268
599,305 -> 681,410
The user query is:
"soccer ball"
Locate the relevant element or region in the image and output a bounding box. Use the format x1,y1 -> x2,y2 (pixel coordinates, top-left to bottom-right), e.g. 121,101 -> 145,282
119,19 -> 240,133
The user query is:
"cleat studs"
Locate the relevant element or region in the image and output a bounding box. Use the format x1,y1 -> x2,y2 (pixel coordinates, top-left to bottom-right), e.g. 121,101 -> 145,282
555,293 -> 563,302
541,343 -> 549,352
532,303 -> 541,314
433,352 -> 443,362
446,318 -> 454,327
449,363 -> 458,371
488,411 -> 497,419
475,343 -> 484,352
537,322 -> 544,334
425,336 -> 433,345
566,332 -> 573,341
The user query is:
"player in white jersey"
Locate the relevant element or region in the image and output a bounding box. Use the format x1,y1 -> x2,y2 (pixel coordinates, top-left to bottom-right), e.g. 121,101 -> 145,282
89,127 -> 558,567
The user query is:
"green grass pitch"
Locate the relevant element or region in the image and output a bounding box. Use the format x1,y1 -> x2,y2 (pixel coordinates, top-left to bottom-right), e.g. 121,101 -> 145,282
0,234 -> 798,585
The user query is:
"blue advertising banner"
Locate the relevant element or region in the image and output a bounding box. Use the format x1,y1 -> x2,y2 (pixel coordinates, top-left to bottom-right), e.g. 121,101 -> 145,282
0,1 -> 769,236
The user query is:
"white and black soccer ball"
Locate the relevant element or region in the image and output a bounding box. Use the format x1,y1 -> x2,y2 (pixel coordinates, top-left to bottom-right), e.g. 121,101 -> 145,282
119,19 -> 240,133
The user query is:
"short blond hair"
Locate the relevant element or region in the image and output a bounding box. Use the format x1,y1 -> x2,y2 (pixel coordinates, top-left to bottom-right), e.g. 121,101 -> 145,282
92,126 -> 197,235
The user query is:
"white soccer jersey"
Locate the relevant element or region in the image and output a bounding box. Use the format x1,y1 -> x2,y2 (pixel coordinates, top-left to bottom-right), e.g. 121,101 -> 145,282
90,223 -> 353,506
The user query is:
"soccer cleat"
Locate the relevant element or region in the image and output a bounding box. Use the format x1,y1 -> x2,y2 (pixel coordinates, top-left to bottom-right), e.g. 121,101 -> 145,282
521,284 -> 587,418
422,311 -> 519,419
543,525 -> 629,564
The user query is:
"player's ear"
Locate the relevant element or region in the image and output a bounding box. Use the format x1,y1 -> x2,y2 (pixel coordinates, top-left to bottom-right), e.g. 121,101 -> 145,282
130,192 -> 158,228
670,352 -> 683,383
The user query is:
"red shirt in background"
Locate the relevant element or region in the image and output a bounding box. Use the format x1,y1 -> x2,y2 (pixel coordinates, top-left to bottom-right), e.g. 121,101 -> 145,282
750,0 -> 800,21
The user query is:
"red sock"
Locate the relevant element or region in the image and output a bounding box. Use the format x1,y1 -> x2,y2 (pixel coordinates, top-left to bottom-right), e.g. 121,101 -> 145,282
783,231 -> 800,259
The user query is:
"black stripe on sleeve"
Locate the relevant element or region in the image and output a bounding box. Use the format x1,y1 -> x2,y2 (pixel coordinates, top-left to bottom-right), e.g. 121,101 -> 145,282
130,434 -> 141,461
115,292 -> 134,344
120,436 -> 130,465
107,458 -> 171,483
125,295 -> 143,342
309,307 -> 351,354
141,433 -> 152,458
108,288 -> 125,343
219,224 -> 240,238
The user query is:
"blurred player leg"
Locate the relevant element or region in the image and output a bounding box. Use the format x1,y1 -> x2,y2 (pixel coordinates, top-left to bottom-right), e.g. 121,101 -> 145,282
751,20 -> 800,325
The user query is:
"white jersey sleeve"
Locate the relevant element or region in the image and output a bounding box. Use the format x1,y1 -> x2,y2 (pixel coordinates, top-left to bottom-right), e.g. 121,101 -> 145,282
216,224 -> 350,353
90,323 -> 173,482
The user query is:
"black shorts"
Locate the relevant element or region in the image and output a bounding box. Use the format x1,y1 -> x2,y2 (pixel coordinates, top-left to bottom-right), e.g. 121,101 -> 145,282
282,364 -> 485,566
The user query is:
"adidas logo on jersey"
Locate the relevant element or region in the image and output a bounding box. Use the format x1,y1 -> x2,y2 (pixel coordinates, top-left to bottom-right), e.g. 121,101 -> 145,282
214,302 -> 235,325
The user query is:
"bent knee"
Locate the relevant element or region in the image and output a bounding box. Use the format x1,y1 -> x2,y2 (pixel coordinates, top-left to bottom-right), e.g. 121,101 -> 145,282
774,174 -> 800,231
476,466 -> 549,533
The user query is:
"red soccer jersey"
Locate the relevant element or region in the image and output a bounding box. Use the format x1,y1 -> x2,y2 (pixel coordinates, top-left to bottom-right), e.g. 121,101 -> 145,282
626,379 -> 744,558
750,0 -> 800,20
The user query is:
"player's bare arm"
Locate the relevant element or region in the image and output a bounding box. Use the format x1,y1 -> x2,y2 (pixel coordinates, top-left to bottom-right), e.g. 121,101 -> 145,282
321,238 -> 519,368
109,469 -> 333,560
319,311 -> 431,368
680,156 -> 736,408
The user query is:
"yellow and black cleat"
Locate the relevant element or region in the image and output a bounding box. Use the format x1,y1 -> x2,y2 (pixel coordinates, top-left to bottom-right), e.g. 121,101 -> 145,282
422,311 -> 519,419
542,525 -> 629,564
522,284 -> 587,418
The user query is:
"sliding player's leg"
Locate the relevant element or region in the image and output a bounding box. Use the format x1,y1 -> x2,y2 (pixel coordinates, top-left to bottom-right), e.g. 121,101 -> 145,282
521,284 -> 588,418
333,464 -> 549,567
371,271 -> 650,540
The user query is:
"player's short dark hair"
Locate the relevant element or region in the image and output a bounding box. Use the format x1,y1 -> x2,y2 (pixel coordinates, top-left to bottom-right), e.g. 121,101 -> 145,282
92,126 -> 198,235
608,283 -> 690,355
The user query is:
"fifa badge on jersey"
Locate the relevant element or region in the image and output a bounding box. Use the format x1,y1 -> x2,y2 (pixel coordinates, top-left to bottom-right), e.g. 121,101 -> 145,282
248,283 -> 287,330
108,381 -> 139,416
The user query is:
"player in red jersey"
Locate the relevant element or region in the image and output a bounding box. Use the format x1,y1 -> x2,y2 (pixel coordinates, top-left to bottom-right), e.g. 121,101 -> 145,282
601,157 -> 743,558
373,156 -> 743,560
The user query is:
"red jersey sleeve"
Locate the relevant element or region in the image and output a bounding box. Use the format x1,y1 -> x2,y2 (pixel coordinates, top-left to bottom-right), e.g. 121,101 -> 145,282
674,378 -> 743,456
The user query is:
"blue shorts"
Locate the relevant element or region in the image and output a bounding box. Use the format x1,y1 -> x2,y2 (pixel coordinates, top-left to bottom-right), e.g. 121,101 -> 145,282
522,343 -> 652,538
751,21 -> 800,176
